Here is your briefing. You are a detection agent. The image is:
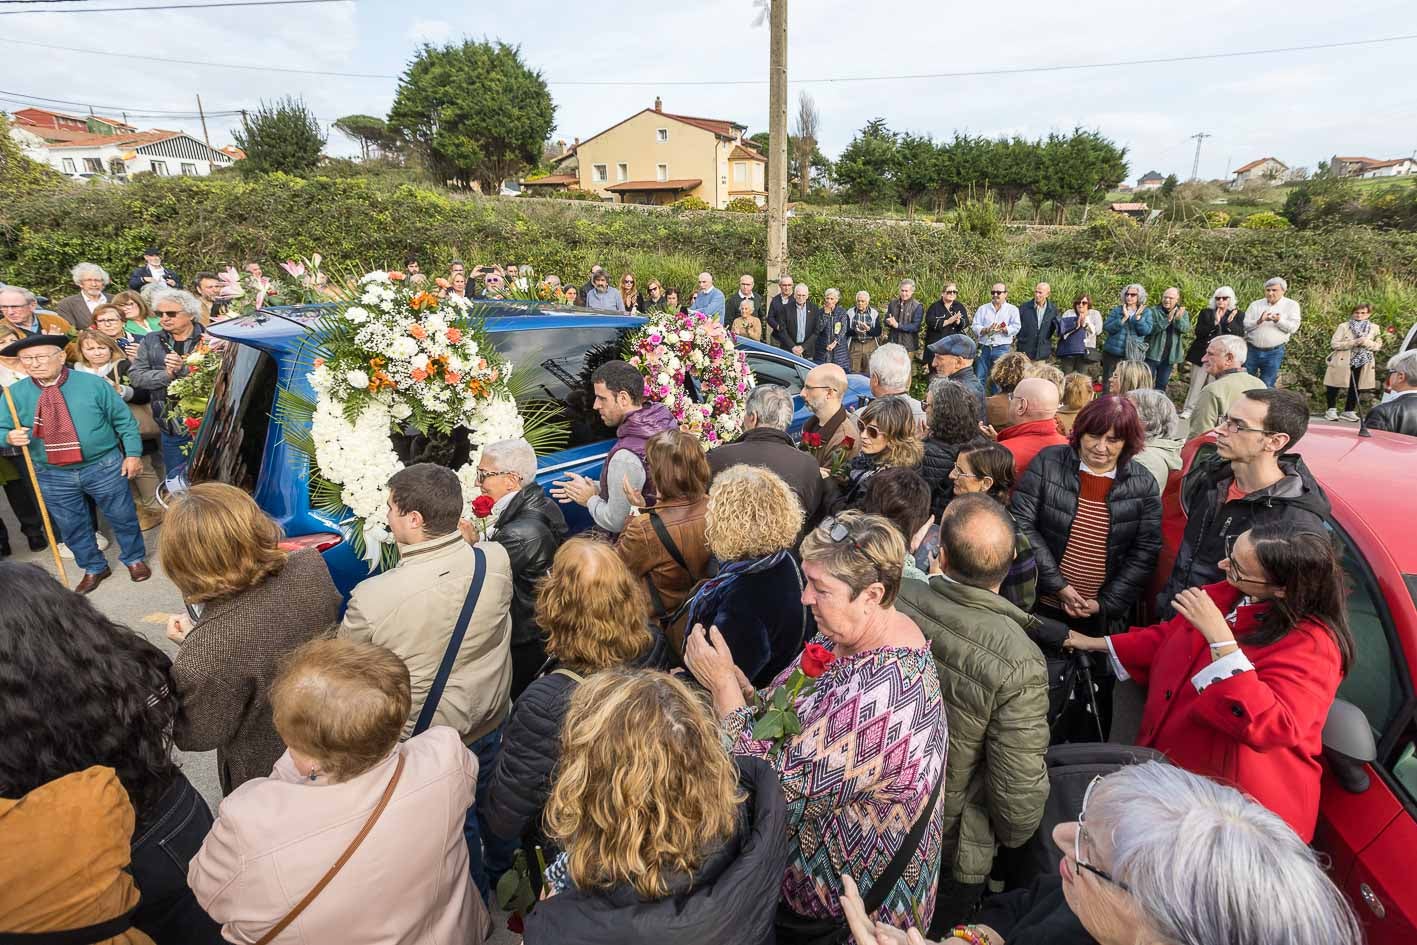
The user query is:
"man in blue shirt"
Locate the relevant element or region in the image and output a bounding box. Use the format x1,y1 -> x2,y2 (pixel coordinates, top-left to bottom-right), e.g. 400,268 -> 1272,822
693,272 -> 726,321
971,283 -> 1021,392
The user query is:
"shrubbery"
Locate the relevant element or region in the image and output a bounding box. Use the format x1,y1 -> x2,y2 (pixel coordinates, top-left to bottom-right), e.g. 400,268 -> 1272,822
724,197 -> 762,213
671,195 -> 711,211
1239,211 -> 1289,230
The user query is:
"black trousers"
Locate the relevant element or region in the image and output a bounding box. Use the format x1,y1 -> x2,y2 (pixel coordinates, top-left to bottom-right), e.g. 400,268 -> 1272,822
1,471 -> 45,545
1325,367 -> 1369,412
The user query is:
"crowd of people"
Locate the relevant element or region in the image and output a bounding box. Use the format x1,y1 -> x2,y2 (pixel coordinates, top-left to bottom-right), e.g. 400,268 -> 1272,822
2,248 -> 1413,945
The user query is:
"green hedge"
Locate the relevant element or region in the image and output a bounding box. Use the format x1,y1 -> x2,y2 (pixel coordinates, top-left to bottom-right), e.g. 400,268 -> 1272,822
3,175 -> 1415,403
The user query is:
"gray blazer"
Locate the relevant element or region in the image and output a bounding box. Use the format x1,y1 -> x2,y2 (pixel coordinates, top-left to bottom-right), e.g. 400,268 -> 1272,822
54,293 -> 107,329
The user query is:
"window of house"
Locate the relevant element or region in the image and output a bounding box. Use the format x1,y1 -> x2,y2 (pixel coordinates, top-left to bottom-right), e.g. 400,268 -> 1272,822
656,128 -> 668,142
181,163 -> 198,176
151,160 -> 169,176
83,158 -> 103,173
616,162 -> 628,183
61,158 -> 77,173
108,158 -> 125,176
592,163 -> 608,183
656,163 -> 668,183
733,162 -> 748,185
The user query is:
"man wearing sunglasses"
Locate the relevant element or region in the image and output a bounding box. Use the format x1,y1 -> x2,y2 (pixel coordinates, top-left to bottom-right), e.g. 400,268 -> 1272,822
1158,388 -> 1328,617
971,283 -> 1021,392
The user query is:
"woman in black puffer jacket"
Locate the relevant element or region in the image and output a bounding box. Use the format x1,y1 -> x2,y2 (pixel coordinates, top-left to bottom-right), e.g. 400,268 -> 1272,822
920,375 -> 983,518
484,538 -> 669,885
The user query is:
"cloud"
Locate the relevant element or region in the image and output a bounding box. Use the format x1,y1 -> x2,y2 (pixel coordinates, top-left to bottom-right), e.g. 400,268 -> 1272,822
406,19 -> 452,45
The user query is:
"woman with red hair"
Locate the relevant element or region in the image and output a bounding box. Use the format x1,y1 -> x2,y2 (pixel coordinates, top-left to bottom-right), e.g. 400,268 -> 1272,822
1010,396 -> 1162,736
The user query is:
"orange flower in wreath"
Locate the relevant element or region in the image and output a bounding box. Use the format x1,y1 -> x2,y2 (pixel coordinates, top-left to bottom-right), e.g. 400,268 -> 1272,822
411,367 -> 429,382
445,370 -> 463,385
388,271 -> 406,281
409,324 -> 428,340
444,327 -> 462,343
410,292 -> 440,312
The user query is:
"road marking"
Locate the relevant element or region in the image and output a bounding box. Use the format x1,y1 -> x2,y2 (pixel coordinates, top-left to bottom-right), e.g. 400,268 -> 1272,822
141,612 -> 170,624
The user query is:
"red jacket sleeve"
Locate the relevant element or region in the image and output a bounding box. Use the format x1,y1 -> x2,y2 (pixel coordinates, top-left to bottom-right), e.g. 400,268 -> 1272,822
1106,612 -> 1192,688
1187,621 -> 1342,750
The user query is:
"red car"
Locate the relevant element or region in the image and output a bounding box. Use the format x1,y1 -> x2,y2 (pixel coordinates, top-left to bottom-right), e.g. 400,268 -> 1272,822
1167,423 -> 1417,943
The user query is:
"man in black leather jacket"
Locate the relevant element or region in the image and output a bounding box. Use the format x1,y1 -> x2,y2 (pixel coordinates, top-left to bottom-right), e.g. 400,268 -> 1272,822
1362,349 -> 1417,438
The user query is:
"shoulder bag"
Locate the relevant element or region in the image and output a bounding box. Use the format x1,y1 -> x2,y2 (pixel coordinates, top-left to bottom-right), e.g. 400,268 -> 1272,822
253,753 -> 406,945
774,772 -> 944,945
643,509 -> 692,615
411,545 -> 486,737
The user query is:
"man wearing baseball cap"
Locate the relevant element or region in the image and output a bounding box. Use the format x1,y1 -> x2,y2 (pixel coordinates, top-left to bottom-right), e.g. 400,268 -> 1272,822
927,333 -> 985,418
0,334 -> 150,592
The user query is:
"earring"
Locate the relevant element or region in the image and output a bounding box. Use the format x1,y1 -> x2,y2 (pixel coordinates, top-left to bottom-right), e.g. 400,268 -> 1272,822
307,768 -> 319,782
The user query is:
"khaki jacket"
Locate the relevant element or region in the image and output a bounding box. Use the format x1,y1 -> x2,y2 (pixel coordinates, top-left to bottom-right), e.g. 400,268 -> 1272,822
1324,321 -> 1383,391
341,533 -> 514,743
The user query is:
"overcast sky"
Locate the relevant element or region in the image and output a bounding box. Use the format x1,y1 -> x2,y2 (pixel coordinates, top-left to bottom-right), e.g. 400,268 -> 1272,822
4,0 -> 1415,183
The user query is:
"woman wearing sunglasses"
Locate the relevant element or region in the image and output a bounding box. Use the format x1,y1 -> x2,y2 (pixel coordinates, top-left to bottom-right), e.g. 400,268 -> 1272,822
833,396 -> 924,513
618,272 -> 644,314
1066,523 -> 1353,842
840,761 -> 1360,945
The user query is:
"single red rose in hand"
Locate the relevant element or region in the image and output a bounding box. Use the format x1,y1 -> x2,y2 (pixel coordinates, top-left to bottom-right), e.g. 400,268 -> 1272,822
471,495 -> 496,519
183,416 -> 201,432
840,436 -> 855,450
802,431 -> 822,447
188,364 -> 199,374
506,913 -> 524,935
800,642 -> 836,678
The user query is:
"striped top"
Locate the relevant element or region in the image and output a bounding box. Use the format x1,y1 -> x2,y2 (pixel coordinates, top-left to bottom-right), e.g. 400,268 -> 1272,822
1052,470 -> 1114,602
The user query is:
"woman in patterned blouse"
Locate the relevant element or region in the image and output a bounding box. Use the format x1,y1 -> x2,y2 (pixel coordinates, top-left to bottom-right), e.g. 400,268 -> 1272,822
685,511 -> 947,933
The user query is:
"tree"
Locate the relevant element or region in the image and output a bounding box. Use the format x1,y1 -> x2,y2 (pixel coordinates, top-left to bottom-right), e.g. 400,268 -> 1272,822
750,130 -> 830,195
893,133 -> 941,217
0,113 -> 64,200
387,40 -> 555,192
1160,174 -> 1179,197
793,91 -> 819,200
333,114 -> 397,161
835,118 -> 898,204
233,97 -> 326,175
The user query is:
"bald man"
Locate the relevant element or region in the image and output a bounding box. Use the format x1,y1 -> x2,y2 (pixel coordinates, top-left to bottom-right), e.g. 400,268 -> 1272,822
799,363 -> 860,468
996,377 -> 1068,476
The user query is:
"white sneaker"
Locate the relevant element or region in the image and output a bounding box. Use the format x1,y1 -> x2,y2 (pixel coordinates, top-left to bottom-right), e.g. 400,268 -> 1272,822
1179,408 -> 1192,420
1324,408 -> 1339,421
1339,411 -> 1361,422
57,543 -> 74,559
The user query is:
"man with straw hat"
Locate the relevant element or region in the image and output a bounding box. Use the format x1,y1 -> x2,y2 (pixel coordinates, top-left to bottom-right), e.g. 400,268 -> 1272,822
0,333 -> 151,593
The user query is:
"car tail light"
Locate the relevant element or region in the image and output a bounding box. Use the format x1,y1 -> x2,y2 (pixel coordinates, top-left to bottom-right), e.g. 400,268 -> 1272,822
278,533 -> 343,553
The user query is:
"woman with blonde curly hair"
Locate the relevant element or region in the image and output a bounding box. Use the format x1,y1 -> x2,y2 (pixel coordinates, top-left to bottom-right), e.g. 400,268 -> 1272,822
524,668 -> 788,945
160,482 -> 342,794
985,350 -> 1031,429
834,395 -> 925,513
484,538 -> 669,886
681,464 -> 813,685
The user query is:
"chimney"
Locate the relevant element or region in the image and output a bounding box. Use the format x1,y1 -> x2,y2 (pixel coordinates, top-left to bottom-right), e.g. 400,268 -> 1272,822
654,96 -> 663,113
573,136 -> 580,148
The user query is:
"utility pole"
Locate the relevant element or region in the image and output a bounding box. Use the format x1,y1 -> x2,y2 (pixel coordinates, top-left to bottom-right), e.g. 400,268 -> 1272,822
765,0 -> 788,281
196,95 -> 211,148
1189,131 -> 1212,181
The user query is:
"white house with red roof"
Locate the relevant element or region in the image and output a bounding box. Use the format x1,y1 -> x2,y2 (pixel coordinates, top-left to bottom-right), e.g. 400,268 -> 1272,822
8,107 -> 236,178
526,97 -> 766,208
1230,156 -> 1290,187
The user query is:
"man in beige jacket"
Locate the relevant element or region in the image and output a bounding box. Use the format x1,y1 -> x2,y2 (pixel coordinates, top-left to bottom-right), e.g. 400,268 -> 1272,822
339,462 -> 514,902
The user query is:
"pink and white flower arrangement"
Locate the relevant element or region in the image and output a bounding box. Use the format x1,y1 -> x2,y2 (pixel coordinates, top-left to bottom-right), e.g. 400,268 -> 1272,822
627,310 -> 753,447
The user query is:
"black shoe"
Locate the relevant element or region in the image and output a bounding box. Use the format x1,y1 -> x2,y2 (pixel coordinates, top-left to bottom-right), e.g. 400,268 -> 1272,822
26,534 -> 47,552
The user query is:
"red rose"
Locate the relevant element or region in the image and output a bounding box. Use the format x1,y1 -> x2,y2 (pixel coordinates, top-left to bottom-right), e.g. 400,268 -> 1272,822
802,431 -> 822,448
840,436 -> 855,450
506,913 -> 525,935
183,416 -> 201,432
800,642 -> 836,679
187,364 -> 198,374
471,494 -> 495,519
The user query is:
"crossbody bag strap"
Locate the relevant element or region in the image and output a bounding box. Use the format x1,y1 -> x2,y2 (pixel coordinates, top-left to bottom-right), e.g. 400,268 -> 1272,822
550,667 -> 585,684
253,754 -> 406,945
648,510 -> 691,573
859,769 -> 944,917
412,546 -> 486,737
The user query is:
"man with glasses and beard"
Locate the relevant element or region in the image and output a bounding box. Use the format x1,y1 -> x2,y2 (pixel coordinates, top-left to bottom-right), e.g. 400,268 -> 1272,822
1157,388 -> 1329,617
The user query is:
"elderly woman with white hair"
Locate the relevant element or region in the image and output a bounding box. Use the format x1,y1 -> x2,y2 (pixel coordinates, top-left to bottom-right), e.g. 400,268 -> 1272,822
1180,285 -> 1243,419
1242,276 -> 1302,388
1100,283 -> 1154,393
130,288 -> 207,481
55,262 -> 112,329
463,438 -> 566,700
1125,389 -> 1183,496
842,760 -> 1361,945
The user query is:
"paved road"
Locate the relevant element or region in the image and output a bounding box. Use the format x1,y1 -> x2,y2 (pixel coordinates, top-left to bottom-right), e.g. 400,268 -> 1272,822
1,505 -> 520,943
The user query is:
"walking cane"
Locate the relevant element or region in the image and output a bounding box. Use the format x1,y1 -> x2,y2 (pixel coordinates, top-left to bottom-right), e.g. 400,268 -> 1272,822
3,385 -> 68,584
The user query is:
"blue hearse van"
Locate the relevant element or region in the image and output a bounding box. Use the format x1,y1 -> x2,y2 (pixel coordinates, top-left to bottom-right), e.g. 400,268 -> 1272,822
194,304 -> 872,594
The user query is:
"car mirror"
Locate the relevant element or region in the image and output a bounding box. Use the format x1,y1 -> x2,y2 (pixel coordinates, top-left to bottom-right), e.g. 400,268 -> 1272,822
1323,699 -> 1377,793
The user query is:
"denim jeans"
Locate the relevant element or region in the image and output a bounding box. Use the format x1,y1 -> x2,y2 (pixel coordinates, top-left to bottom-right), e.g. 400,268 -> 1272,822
463,725 -> 517,902
130,773 -> 224,945
159,431 -> 193,483
34,449 -> 145,575
1246,344 -> 1286,388
975,344 -> 1012,393
1146,359 -> 1176,391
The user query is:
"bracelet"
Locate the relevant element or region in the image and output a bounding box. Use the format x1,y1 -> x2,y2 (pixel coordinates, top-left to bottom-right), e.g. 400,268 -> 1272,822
1207,641 -> 1238,650
949,927 -> 993,945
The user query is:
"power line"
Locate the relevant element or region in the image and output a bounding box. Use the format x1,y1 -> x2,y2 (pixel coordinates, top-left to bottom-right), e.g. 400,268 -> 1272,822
0,88 -> 242,116
3,31 -> 1415,83
0,0 -> 349,14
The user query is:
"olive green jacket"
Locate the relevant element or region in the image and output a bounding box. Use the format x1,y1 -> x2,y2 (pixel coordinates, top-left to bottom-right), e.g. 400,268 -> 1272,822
896,575 -> 1051,884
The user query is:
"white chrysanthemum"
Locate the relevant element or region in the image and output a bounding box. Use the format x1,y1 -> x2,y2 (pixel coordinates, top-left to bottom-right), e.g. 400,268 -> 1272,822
390,401 -> 413,421
389,336 -> 418,359
345,369 -> 369,390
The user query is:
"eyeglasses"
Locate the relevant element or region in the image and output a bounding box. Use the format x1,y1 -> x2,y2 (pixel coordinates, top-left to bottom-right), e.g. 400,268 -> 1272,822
991,290 -> 1006,295
475,468 -> 520,484
17,351 -> 62,365
1216,414 -> 1275,435
860,423 -> 883,439
1074,776 -> 1130,891
1124,292 -> 1138,298
1223,533 -> 1274,585
801,384 -> 834,392
948,464 -> 980,479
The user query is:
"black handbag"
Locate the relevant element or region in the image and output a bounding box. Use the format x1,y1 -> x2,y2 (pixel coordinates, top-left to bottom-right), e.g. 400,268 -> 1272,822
774,773 -> 944,945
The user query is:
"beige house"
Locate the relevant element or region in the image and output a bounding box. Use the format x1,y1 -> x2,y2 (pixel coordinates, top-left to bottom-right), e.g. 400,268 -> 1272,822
1230,156 -> 1289,188
539,98 -> 766,208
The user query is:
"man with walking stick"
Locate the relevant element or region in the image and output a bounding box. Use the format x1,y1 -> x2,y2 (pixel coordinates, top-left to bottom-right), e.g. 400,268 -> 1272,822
0,333 -> 151,593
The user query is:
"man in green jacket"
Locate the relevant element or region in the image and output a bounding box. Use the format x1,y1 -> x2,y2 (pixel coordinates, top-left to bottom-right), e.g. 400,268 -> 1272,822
896,494 -> 1050,933
0,333 -> 149,593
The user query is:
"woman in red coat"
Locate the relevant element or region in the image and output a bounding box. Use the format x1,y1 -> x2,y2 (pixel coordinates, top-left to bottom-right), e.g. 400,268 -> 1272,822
1067,523 -> 1354,841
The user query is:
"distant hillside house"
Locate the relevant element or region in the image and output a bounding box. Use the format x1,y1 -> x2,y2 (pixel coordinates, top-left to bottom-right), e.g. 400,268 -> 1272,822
1110,202 -> 1149,220
1136,171 -> 1165,189
12,106 -> 137,141
39,130 -> 235,178
1331,154 -> 1416,179
1230,156 -> 1289,187
529,97 -> 766,208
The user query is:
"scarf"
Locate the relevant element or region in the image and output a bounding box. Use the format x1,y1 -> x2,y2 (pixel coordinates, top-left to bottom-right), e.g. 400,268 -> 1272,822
31,368 -> 83,465
1348,319 -> 1374,370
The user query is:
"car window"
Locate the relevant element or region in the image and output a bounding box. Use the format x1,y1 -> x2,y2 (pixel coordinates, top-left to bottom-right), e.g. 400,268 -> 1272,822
489,327 -> 631,452
1334,530 -> 1410,739
747,350 -> 809,394
189,346 -> 279,493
